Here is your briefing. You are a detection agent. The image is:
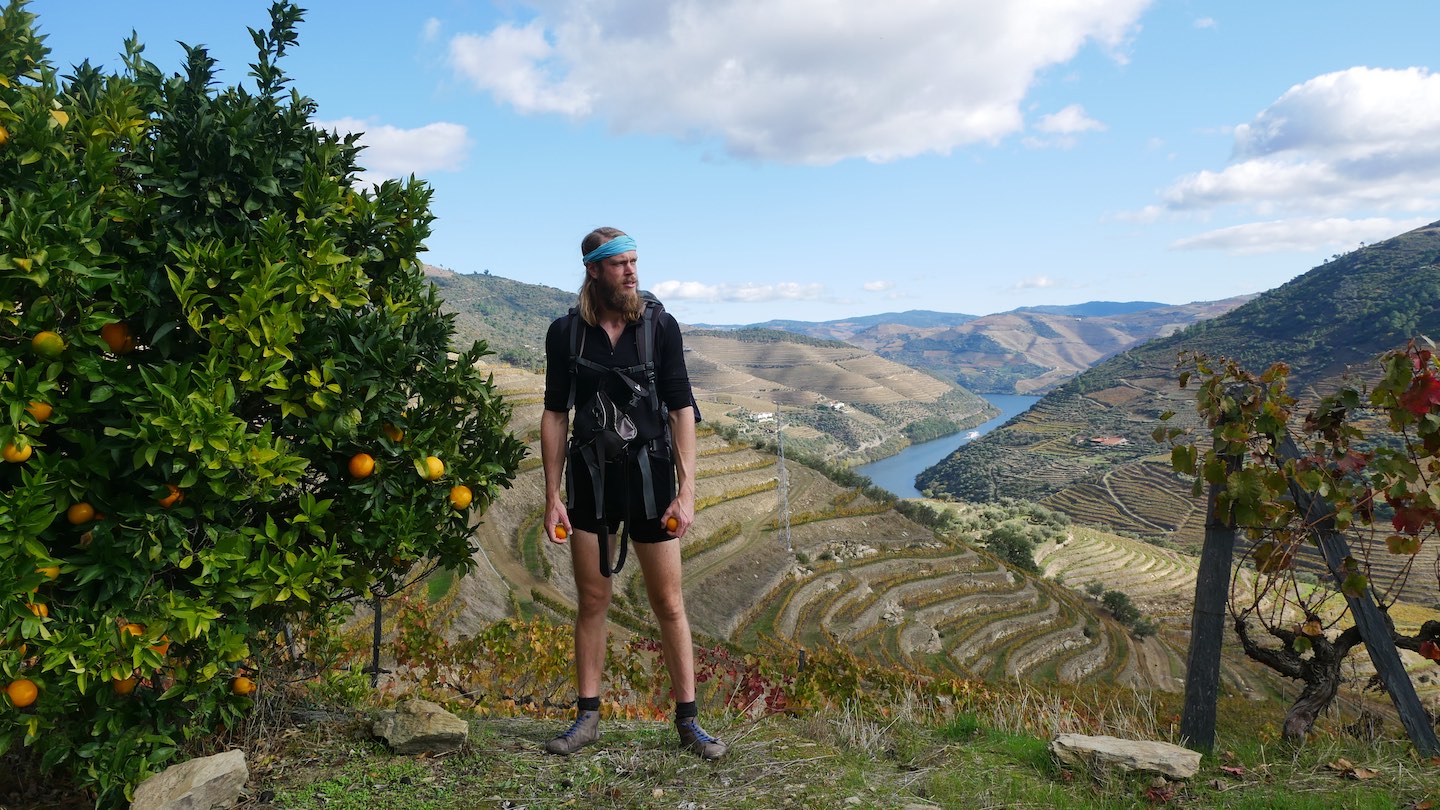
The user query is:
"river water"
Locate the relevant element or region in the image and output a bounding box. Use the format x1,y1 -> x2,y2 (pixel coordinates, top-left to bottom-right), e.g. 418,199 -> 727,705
855,393 -> 1042,499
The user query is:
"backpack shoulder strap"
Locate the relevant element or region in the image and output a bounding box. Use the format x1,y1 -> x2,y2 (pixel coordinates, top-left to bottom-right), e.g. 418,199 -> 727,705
638,298 -> 662,414
566,308 -> 584,411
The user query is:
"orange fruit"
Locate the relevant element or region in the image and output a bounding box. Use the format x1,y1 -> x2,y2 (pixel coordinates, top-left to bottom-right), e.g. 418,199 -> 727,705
2,441 -> 31,463
26,603 -> 47,619
666,517 -> 679,532
25,401 -> 52,423
120,622 -> 146,640
420,455 -> 444,481
0,124 -> 8,147
36,565 -> 59,581
382,423 -> 404,443
113,676 -> 138,696
150,636 -> 171,656
348,452 -> 375,479
157,483 -> 183,509
554,525 -> 568,540
30,331 -> 65,358
448,485 -> 473,510
230,676 -> 256,696
66,502 -> 95,524
5,679 -> 37,708
100,321 -> 135,354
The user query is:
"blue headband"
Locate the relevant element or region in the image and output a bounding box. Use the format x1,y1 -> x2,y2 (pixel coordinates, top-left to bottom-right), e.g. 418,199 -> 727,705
582,235 -> 636,265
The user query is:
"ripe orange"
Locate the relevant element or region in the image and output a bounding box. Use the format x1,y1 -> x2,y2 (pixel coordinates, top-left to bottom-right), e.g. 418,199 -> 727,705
348,452 -> 375,479
2,441 -> 31,463
150,636 -> 171,656
25,401 -> 52,423
100,321 -> 135,354
26,603 -> 47,619
230,676 -> 257,696
420,455 -> 445,481
66,502 -> 95,524
5,679 -> 37,708
381,423 -> 404,443
0,124 -> 8,147
666,517 -> 679,532
448,485 -> 473,510
30,331 -> 65,358
120,622 -> 146,640
553,525 -> 568,540
157,483 -> 183,509
36,565 -> 60,581
113,676 -> 138,696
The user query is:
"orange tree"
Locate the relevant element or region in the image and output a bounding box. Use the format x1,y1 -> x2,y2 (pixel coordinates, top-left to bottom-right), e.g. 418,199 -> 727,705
0,1 -> 524,803
1163,347 -> 1440,740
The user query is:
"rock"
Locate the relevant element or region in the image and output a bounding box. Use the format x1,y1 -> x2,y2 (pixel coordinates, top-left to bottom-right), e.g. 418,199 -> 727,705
1049,734 -> 1201,779
131,749 -> 248,810
373,699 -> 469,754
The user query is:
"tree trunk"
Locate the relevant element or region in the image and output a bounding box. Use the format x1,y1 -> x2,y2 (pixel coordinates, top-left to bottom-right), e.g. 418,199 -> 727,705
1283,664 -> 1342,740
1234,618 -> 1362,740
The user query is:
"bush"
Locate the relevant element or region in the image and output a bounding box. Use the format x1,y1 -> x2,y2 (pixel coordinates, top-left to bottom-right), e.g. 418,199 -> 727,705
1101,590 -> 1140,626
0,3 -> 524,803
1084,581 -> 1106,597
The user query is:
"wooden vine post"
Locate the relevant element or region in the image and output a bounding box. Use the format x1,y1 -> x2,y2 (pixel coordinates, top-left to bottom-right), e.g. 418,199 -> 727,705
1179,447 -> 1240,752
1278,438 -> 1440,757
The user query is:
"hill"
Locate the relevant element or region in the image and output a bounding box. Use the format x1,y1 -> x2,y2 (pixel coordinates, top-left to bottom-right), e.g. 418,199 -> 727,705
432,269 -> 994,463
709,299 -> 1250,395
916,220 -> 1440,606
846,296 -> 1252,394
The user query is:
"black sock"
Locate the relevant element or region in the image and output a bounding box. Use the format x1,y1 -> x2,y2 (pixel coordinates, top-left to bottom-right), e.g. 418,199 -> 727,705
675,701 -> 698,720
577,696 -> 600,712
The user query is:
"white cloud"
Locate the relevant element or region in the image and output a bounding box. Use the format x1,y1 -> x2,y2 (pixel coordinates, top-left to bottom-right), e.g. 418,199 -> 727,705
1150,67 -> 1440,253
1170,216 -> 1432,254
447,0 -> 1150,164
863,280 -> 894,292
1036,104 -> 1105,135
423,17 -> 442,42
316,118 -> 471,182
1026,103 -> 1106,149
1193,17 -> 1217,29
652,279 -> 825,303
1010,275 -> 1057,290
1160,68 -> 1440,214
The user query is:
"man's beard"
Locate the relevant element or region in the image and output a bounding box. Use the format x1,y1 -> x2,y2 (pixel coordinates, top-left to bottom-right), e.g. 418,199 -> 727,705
598,273 -> 642,320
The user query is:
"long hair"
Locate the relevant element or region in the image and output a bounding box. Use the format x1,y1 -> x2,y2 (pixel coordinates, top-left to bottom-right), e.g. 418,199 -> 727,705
577,227 -> 642,325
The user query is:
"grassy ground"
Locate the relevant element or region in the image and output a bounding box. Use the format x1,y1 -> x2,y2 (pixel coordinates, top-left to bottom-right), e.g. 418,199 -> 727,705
240,699 -> 1438,810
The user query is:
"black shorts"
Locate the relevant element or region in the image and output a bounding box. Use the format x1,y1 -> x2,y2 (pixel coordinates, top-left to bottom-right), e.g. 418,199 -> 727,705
567,447 -> 675,543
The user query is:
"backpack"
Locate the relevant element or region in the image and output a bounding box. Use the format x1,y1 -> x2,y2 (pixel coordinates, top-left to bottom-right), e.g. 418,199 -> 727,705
564,292 -> 699,577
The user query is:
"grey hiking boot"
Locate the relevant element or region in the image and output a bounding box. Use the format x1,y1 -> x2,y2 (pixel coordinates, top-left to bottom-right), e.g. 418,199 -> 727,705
545,710 -> 600,755
675,717 -> 727,760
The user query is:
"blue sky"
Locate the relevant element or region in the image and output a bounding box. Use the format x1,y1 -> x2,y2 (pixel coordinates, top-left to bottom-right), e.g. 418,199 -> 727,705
28,1 -> 1440,324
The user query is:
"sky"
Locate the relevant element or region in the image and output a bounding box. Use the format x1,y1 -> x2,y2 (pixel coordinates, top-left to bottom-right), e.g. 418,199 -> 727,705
26,1 -> 1440,324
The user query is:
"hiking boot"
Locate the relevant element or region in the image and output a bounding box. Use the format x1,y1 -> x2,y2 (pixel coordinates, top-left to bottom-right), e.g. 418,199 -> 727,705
545,710 -> 600,755
675,717 -> 727,760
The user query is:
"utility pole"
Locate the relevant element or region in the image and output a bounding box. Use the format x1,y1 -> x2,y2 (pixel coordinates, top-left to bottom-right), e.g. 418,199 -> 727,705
776,402 -> 792,554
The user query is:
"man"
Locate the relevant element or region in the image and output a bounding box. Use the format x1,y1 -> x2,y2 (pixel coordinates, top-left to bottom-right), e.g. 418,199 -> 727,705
539,227 -> 726,760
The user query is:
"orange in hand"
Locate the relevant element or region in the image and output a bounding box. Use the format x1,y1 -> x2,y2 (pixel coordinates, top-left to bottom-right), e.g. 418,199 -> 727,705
666,517 -> 679,532
554,525 -> 568,540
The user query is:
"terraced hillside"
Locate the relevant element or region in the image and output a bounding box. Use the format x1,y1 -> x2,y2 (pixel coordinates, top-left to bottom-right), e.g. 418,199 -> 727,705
448,363 -> 1179,694
920,221 -> 1440,565
1035,528 -> 1440,707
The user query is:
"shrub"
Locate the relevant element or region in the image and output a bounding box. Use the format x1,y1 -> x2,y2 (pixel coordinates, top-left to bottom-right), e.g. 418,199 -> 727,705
0,3 -> 524,803
1101,591 -> 1140,626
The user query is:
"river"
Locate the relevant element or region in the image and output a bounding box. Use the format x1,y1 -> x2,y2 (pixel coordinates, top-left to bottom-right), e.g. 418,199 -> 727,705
855,393 -> 1042,499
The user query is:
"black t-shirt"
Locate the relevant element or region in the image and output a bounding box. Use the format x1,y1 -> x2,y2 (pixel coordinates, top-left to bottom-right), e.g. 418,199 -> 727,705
543,308 -> 692,421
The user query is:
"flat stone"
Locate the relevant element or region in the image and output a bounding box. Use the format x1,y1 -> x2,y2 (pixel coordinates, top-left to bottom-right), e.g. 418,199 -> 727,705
132,749 -> 248,810
1050,733 -> 1201,779
373,698 -> 469,754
